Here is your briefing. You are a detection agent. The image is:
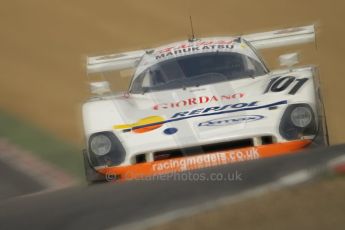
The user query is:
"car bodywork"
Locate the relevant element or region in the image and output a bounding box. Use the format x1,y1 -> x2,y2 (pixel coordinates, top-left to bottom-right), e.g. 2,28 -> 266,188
82,25 -> 328,182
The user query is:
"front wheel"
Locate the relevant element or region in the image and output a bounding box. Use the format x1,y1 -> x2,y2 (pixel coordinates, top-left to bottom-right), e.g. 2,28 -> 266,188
83,150 -> 106,184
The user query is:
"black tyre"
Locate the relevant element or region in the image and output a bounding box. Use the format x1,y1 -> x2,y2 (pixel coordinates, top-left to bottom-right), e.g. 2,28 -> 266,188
83,150 -> 106,184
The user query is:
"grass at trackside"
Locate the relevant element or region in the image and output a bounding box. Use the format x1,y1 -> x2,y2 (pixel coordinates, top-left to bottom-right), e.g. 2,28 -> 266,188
0,110 -> 84,179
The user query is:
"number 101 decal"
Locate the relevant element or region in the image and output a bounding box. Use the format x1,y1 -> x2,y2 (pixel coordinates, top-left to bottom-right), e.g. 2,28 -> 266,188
264,76 -> 309,95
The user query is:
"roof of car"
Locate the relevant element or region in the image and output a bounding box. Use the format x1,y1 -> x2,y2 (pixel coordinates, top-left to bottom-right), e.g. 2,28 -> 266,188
134,36 -> 259,75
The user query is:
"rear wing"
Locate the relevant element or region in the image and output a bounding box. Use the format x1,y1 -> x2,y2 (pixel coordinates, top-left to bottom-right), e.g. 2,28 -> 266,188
86,50 -> 145,74
86,25 -> 315,74
243,25 -> 315,49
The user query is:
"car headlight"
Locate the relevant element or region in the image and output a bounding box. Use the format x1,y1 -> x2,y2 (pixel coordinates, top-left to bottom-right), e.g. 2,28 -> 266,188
290,106 -> 312,128
88,132 -> 126,167
279,104 -> 317,140
90,134 -> 112,156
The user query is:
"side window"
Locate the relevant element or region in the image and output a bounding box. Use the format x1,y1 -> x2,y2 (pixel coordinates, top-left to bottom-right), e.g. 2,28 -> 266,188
141,70 -> 151,87
243,55 -> 256,72
243,55 -> 266,77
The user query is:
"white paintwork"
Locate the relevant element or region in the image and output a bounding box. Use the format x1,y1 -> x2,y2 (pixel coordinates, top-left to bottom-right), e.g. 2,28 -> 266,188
279,53 -> 299,68
87,50 -> 145,74
90,81 -> 111,95
82,25 -> 320,167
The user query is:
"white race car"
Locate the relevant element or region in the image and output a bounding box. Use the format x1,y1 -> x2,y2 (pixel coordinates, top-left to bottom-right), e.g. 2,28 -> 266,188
82,25 -> 328,183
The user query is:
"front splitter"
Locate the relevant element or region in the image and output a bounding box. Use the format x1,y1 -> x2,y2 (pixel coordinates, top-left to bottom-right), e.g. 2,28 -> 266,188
97,140 -> 311,181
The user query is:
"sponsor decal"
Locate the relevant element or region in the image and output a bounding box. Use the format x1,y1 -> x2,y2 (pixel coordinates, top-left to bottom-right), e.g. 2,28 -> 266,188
153,93 -> 244,110
198,115 -> 264,127
171,101 -> 260,118
114,116 -> 164,134
163,127 -> 178,135
264,76 -> 309,95
156,40 -> 233,54
113,100 -> 287,134
152,148 -> 260,172
97,140 -> 311,181
155,40 -> 234,60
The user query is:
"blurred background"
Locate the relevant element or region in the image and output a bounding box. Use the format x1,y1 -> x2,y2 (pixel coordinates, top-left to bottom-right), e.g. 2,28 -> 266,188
0,0 -> 345,228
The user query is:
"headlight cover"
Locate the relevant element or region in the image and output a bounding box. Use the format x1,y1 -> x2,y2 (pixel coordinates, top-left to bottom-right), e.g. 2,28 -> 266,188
279,104 -> 317,140
88,132 -> 126,167
90,134 -> 112,156
290,106 -> 312,128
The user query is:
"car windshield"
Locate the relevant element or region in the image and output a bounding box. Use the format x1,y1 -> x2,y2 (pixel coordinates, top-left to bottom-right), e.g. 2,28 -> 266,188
130,52 -> 267,94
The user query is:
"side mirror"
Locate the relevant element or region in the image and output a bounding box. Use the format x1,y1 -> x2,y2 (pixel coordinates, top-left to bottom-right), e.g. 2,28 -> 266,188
90,81 -> 111,95
279,52 -> 299,68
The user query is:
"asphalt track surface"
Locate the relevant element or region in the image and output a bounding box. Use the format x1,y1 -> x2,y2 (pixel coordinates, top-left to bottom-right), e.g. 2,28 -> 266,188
0,145 -> 344,230
0,160 -> 44,201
